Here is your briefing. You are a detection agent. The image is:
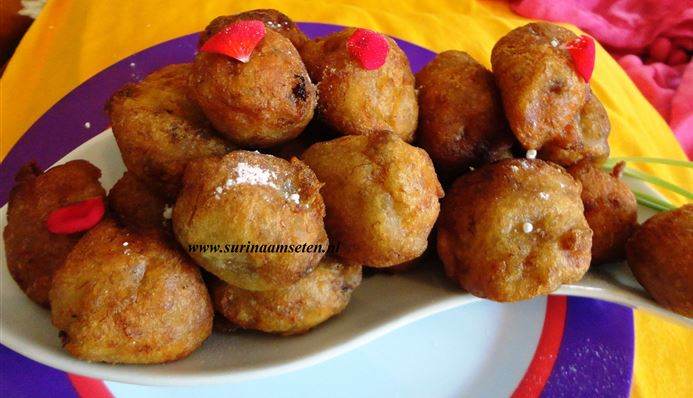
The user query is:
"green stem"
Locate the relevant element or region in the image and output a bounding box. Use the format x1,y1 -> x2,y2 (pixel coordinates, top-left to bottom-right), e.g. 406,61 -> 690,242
633,191 -> 676,211
602,163 -> 693,199
635,196 -> 669,212
620,168 -> 693,200
604,157 -> 693,168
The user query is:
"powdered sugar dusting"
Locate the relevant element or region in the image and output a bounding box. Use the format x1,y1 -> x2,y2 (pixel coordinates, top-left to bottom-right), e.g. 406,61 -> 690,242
214,160 -> 302,204
227,162 -> 278,188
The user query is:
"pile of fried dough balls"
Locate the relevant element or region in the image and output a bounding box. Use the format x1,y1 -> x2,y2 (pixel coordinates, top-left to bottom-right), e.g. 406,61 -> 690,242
4,10 -> 692,365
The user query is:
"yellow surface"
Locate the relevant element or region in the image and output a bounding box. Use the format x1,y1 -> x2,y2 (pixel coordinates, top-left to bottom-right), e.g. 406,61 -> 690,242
0,0 -> 690,395
632,311 -> 693,397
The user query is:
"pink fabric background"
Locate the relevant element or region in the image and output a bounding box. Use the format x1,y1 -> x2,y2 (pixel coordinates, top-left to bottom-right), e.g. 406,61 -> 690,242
510,0 -> 693,158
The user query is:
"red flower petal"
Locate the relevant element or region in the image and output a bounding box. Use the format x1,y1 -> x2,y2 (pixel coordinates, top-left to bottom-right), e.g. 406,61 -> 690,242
200,20 -> 266,63
347,28 -> 389,70
566,35 -> 595,82
46,197 -> 105,234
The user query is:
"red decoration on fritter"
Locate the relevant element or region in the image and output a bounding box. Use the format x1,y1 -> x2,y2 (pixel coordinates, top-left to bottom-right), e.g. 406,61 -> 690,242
200,20 -> 266,63
46,197 -> 105,234
347,28 -> 389,70
566,35 -> 595,82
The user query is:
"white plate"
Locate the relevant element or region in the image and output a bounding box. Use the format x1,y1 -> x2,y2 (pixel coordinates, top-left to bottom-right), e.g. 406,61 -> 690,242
0,130 -> 689,386
102,298 -> 546,396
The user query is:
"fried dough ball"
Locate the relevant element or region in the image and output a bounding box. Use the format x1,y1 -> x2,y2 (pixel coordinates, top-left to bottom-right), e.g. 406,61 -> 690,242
108,63 -> 232,199
540,90 -> 610,166
627,205 -> 693,317
300,28 -> 418,142
491,22 -> 588,150
3,161 -> 105,307
416,50 -> 515,176
568,161 -> 637,265
302,132 -> 443,267
190,29 -> 317,148
199,9 -> 308,50
173,151 -> 328,290
108,172 -> 170,231
212,257 -> 362,335
49,219 -> 213,363
437,159 -> 592,302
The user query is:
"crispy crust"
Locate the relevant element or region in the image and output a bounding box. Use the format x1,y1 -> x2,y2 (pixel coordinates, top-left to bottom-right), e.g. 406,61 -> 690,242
190,29 -> 316,147
107,63 -> 232,199
302,132 -> 443,267
491,23 -> 588,150
416,50 -> 515,177
49,219 -> 213,363
172,150 -> 328,290
627,205 -> 693,317
199,9 -> 309,50
437,159 -> 592,302
108,172 -> 170,232
300,28 -> 418,142
213,257 -> 362,335
568,161 -> 637,264
3,160 -> 105,307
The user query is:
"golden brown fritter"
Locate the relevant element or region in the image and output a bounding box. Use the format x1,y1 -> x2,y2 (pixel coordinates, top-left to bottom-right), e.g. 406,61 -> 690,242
190,29 -> 316,148
199,9 -> 308,50
212,257 -> 361,335
491,23 -> 588,151
108,172 -> 170,232
568,161 -> 637,264
49,219 -> 213,364
172,150 -> 328,291
107,63 -> 232,199
416,50 -> 515,177
3,160 -> 105,307
300,28 -> 418,142
540,90 -> 610,166
627,204 -> 693,317
437,159 -> 592,302
302,132 -> 443,267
